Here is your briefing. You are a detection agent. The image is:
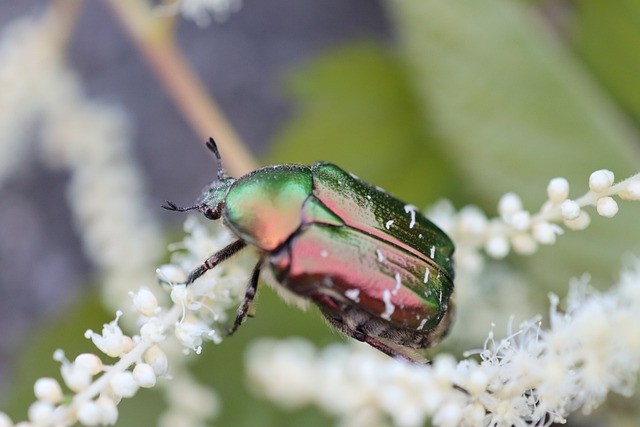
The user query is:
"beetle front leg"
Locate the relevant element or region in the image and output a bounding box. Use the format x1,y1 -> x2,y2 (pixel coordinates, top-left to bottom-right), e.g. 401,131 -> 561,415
185,239 -> 248,284
227,260 -> 262,335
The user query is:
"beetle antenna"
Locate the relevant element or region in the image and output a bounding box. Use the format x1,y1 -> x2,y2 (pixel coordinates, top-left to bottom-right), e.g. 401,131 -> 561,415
206,137 -> 227,181
162,201 -> 200,212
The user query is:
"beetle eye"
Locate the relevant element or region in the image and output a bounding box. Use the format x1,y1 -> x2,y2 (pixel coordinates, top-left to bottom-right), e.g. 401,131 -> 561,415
203,207 -> 220,220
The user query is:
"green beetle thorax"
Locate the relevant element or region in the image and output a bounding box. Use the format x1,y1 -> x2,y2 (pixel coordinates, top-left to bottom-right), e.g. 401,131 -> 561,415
223,165 -> 315,251
197,177 -> 236,220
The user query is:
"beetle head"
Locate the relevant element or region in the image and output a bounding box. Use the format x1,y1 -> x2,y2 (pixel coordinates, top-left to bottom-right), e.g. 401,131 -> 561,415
195,176 -> 235,220
162,137 -> 236,221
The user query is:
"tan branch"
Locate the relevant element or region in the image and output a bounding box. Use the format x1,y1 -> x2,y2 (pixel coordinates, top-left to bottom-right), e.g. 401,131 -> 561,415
106,0 -> 258,176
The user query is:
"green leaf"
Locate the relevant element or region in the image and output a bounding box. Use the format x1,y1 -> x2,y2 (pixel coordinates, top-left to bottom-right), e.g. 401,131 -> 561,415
268,42 -> 463,209
386,0 -> 640,288
573,0 -> 640,125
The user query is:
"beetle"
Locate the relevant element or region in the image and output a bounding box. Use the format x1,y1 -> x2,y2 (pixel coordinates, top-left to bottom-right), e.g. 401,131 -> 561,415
164,138 -> 455,363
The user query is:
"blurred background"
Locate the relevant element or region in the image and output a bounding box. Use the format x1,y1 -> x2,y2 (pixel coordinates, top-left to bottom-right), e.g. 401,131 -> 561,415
1,0 -> 640,426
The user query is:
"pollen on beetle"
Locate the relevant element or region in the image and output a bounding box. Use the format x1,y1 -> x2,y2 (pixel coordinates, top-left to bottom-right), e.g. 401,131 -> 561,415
345,289 -> 360,302
404,204 -> 418,229
320,249 -> 329,258
381,289 -> 395,320
393,273 -> 401,295
385,220 -> 394,230
423,268 -> 430,283
417,318 -> 428,330
376,249 -> 385,262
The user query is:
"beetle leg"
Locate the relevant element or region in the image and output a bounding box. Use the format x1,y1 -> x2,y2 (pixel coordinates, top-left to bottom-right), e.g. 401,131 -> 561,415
227,260 -> 262,336
185,239 -> 248,285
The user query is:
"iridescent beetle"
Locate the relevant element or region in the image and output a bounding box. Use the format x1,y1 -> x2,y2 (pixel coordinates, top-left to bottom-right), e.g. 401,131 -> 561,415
164,138 -> 455,363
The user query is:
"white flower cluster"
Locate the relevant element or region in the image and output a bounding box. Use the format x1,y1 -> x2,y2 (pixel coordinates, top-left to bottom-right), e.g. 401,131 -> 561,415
0,216 -> 248,426
158,216 -> 253,353
429,170 -> 640,270
246,261 -> 640,427
0,300 -> 173,427
157,0 -> 243,26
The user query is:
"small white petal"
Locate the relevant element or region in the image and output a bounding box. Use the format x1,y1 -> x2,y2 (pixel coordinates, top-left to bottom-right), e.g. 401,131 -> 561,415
86,313 -> 127,358
596,197 -> 618,218
34,377 -> 64,404
175,321 -> 208,351
74,353 -> 103,375
564,211 -> 591,230
28,401 -> 54,425
133,363 -> 157,388
511,233 -> 538,255
510,211 -> 531,231
77,400 -> 102,426
130,287 -> 159,316
433,354 -> 457,383
110,372 -> 139,398
467,403 -> 487,425
0,412 -> 12,427
96,396 -> 119,425
560,200 -> 580,220
433,402 -> 462,427
457,206 -> 488,236
466,369 -> 489,395
498,192 -> 522,217
589,169 -> 614,193
485,235 -> 510,258
144,345 -> 169,376
140,318 -> 166,344
61,364 -> 92,392
170,284 -> 189,305
121,336 -> 135,354
619,180 -> 640,200
532,222 -> 562,245
547,177 -> 570,203
157,264 -> 187,284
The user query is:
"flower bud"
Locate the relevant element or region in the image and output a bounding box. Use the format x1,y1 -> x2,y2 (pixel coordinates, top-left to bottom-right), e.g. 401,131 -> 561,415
133,363 -> 157,388
560,200 -> 580,220
589,169 -> 614,193
596,197 -> 618,218
110,372 -> 139,398
34,377 -> 64,404
547,177 -> 569,203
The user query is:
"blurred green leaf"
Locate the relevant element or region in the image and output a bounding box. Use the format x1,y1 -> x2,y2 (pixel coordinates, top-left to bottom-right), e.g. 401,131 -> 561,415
573,0 -> 640,125
386,0 -> 640,288
268,42 -> 464,208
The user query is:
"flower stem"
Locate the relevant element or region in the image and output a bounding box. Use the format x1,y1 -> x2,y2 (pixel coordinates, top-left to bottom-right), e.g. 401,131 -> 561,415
106,0 -> 258,176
